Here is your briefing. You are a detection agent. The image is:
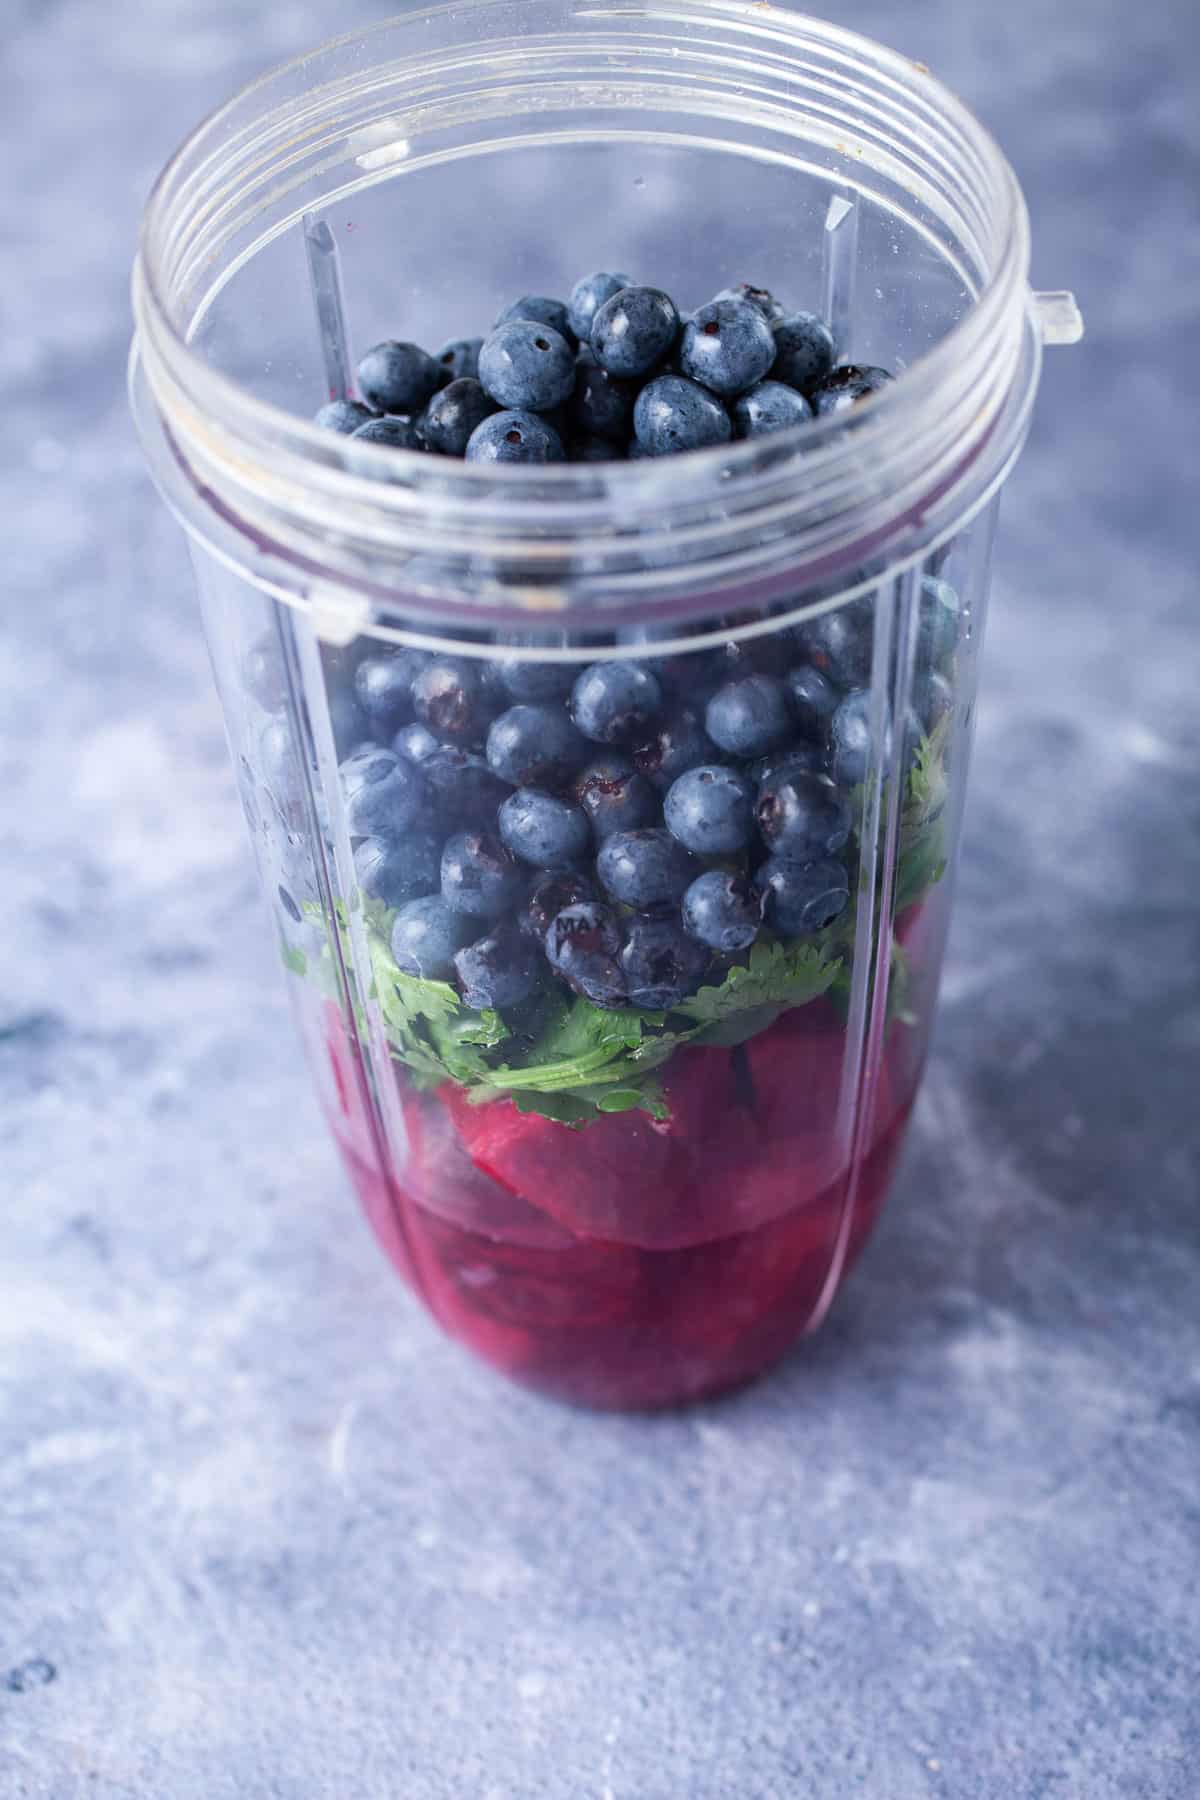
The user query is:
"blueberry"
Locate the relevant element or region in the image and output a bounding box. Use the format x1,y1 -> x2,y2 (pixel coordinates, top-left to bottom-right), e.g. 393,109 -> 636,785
335,739 -> 381,779
756,856 -> 850,937
632,708 -> 718,791
596,828 -> 696,911
664,764 -> 754,856
465,410 -> 566,464
712,282 -> 786,323
617,647 -> 675,693
329,686 -> 370,759
568,271 -> 632,344
340,747 -> 428,839
706,675 -> 793,757
828,689 -> 873,786
570,436 -> 624,463
633,375 -> 733,456
832,692 -> 922,786
810,364 -> 894,417
357,341 -> 442,416
537,401 -> 574,444
732,380 -> 813,438
273,872 -> 307,931
682,869 -> 764,952
411,655 -> 495,746
679,298 -> 776,397
487,704 -> 588,788
793,600 -> 873,688
352,415 -> 419,450
314,398 -> 375,435
480,659 -> 514,711
770,312 -> 836,394
391,896 -> 474,979
575,755 -> 658,840
392,720 -> 441,763
914,669 -> 954,738
750,742 -> 827,789
435,337 -> 484,382
756,770 -> 850,860
242,633 -> 288,711
571,660 -> 663,744
519,869 -> 598,942
499,788 -> 591,868
259,716 -> 304,821
454,926 -> 539,1011
478,320 -> 576,413
495,295 -> 576,346
354,831 -> 442,909
619,915 -> 709,1010
640,650 -> 727,709
544,902 -> 627,1009
713,631 -> 791,680
785,663 -> 840,741
590,285 -> 680,380
419,745 -> 512,823
277,878 -> 307,925
492,657 -> 576,704
441,830 -> 524,918
569,348 -> 637,443
321,634 -> 360,686
902,705 -> 929,768
660,321 -> 689,375
918,576 -> 962,669
419,378 -> 498,457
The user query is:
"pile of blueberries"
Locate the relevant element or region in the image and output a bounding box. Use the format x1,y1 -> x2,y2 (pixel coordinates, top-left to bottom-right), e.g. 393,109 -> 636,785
314,271 -> 892,464
324,585 -> 955,1015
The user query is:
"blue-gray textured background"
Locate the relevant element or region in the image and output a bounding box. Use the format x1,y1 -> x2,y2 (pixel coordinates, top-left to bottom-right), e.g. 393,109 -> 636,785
2,3 -> 1198,1797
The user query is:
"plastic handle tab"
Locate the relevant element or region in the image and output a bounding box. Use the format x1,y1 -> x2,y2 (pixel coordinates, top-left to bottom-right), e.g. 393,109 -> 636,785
1031,290 -> 1084,346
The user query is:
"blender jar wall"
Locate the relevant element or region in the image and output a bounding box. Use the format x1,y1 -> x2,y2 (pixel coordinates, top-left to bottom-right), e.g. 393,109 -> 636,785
131,2 -> 1052,1406
184,491 -> 998,1408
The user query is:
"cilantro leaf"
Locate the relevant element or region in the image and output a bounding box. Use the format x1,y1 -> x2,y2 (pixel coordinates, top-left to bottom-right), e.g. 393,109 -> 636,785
450,1009 -> 509,1048
523,995 -> 655,1067
426,1007 -> 510,1085
508,1077 -> 670,1126
895,825 -> 947,917
673,939 -> 842,1027
593,1083 -> 668,1117
279,937 -> 307,978
362,934 -> 472,1087
895,720 -> 950,917
509,1091 -> 592,1127
360,917 -> 844,1120
473,996 -> 662,1098
362,895 -> 398,936
887,936 -> 917,1027
905,714 -> 950,829
367,935 -> 460,1034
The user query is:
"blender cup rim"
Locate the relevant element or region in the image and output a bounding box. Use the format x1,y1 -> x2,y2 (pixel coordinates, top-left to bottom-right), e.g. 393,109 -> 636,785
130,0 -> 1038,620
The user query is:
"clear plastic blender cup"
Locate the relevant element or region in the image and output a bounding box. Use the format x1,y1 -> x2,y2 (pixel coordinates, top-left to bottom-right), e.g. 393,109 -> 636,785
130,1 -> 1080,1409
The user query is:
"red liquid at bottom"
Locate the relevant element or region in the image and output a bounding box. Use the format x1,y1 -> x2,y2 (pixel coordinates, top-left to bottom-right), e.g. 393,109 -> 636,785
323,995 -> 922,1409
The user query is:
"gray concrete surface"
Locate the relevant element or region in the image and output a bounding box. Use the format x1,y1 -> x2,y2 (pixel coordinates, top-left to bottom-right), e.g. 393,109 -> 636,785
2,2 -> 1198,1795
